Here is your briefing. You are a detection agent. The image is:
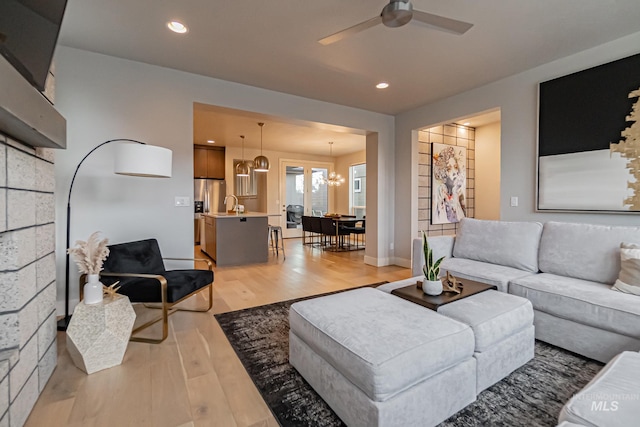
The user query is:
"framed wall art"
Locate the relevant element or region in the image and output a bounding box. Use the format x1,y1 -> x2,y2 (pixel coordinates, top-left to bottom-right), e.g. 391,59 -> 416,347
538,53 -> 640,212
431,142 -> 467,224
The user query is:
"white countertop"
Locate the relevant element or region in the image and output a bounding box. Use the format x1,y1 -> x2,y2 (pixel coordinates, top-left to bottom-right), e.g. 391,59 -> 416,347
202,212 -> 269,218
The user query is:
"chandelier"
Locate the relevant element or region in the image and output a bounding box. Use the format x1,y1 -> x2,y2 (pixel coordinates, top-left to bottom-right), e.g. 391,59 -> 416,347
323,141 -> 345,186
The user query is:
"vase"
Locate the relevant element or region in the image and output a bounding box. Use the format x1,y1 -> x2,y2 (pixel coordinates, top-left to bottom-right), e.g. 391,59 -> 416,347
423,279 -> 443,296
84,274 -> 104,305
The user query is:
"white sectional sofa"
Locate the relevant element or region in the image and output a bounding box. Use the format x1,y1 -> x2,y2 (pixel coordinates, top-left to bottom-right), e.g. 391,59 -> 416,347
415,218 -> 640,363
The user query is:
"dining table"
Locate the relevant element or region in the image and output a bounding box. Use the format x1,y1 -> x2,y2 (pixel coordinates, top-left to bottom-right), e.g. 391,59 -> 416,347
325,215 -> 359,251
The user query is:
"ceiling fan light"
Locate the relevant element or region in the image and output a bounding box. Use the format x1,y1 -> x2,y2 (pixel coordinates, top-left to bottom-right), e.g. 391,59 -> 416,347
382,0 -> 413,28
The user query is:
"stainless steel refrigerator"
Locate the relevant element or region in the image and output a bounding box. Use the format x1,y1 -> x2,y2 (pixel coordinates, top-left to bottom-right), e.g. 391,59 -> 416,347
194,179 -> 226,244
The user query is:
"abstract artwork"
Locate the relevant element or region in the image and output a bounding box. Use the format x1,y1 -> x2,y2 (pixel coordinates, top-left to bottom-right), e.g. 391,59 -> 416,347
538,53 -> 640,212
431,142 -> 466,224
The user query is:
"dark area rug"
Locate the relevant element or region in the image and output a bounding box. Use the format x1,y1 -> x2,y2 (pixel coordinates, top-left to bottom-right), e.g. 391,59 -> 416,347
215,288 -> 603,427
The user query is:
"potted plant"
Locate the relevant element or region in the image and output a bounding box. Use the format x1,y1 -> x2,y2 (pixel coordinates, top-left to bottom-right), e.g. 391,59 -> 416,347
422,231 -> 445,295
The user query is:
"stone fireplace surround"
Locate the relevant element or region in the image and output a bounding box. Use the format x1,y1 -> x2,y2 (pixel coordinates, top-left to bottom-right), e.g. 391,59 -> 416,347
0,136 -> 58,426
0,57 -> 65,426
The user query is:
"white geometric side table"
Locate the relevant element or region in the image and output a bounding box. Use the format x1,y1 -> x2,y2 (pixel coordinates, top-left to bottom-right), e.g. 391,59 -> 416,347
66,294 -> 136,374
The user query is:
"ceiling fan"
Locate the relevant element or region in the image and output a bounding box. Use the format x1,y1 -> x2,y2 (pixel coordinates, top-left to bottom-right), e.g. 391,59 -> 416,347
318,0 -> 473,45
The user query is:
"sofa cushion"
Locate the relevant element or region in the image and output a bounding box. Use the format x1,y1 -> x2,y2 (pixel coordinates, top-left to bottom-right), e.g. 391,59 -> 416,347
376,276 -> 424,293
452,218 -> 543,273
538,222 -> 640,284
438,290 -> 534,352
612,242 -> 640,296
440,257 -> 536,293
289,288 -> 475,402
509,273 -> 640,338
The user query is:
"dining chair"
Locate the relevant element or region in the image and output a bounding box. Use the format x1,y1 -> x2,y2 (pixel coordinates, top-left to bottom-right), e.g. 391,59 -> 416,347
320,217 -> 350,250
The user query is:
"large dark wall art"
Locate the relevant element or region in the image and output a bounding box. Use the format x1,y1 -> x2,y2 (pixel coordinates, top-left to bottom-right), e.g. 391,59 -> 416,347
538,53 -> 640,212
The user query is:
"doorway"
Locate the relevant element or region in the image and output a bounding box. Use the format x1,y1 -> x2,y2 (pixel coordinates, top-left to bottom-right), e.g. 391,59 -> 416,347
280,160 -> 332,238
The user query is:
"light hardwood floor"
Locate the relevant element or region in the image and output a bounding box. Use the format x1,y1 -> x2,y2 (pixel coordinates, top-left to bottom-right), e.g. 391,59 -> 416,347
26,239 -> 410,427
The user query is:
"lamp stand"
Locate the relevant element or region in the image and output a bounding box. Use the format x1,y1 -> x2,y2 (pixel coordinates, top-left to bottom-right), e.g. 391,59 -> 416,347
57,139 -> 146,331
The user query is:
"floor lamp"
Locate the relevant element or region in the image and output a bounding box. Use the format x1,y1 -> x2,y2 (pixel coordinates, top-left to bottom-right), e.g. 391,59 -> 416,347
57,139 -> 173,331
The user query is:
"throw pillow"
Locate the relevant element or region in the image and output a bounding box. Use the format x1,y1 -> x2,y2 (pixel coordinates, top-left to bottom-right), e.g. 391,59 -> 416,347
612,242 -> 640,296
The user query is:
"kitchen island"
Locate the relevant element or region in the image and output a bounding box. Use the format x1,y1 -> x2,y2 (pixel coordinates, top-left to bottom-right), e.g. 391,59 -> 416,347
201,212 -> 269,266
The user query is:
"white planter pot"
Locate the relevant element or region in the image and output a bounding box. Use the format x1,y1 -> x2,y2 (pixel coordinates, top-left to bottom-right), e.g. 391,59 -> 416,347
423,279 -> 443,296
84,274 -> 104,305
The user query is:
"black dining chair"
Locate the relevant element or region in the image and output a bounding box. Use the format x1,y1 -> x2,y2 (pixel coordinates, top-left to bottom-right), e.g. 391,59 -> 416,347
320,217 -> 350,250
342,219 -> 366,249
302,215 -> 314,245
82,238 -> 214,343
310,216 -> 323,246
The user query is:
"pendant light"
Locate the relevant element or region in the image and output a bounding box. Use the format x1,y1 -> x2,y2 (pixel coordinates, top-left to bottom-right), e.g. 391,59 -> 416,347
254,122 -> 270,172
323,141 -> 345,186
236,135 -> 250,176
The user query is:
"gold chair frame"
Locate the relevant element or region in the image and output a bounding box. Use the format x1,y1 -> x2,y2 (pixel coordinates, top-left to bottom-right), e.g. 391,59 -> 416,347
79,257 -> 213,344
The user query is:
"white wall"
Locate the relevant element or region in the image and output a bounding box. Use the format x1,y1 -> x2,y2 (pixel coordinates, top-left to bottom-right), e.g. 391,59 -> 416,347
475,121 -> 501,220
394,31 -> 640,263
335,150 -> 366,214
54,46 -> 395,312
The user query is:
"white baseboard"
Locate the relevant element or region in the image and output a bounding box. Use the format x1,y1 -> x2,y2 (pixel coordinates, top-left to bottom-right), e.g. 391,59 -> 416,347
392,257 -> 412,269
364,256 -> 412,268
364,255 -> 390,267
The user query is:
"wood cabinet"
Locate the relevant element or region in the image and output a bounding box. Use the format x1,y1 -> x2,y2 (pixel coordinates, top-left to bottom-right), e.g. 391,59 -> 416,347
194,146 -> 225,179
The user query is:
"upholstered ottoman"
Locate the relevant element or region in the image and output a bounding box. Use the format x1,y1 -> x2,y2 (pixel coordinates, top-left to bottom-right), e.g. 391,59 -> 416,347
558,351 -> 640,427
437,290 -> 535,393
289,288 -> 477,427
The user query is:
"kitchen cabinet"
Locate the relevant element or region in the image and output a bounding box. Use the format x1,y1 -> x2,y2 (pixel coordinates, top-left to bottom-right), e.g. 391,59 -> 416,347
194,146 -> 225,179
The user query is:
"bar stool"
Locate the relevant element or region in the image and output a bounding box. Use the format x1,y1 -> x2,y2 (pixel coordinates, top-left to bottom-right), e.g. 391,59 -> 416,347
267,224 -> 285,259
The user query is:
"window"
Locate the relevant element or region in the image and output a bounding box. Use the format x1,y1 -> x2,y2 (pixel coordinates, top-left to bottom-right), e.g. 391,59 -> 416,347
350,163 -> 366,218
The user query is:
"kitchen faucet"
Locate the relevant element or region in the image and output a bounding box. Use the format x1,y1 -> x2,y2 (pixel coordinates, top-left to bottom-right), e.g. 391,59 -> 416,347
224,194 -> 239,212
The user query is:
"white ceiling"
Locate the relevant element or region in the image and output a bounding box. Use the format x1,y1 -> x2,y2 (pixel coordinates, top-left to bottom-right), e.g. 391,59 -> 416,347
58,0 -> 640,116
193,103 -> 366,156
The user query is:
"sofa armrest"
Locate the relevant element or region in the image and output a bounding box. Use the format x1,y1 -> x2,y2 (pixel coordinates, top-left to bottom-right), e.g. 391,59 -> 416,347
412,236 -> 455,276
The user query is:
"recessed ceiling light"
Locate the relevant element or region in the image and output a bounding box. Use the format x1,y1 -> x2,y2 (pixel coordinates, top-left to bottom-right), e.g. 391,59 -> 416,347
376,82 -> 389,89
207,140 -> 215,144
463,122 -> 471,126
167,21 -> 188,34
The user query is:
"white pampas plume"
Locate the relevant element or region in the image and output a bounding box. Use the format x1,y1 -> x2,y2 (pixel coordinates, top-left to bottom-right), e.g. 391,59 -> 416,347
67,232 -> 110,275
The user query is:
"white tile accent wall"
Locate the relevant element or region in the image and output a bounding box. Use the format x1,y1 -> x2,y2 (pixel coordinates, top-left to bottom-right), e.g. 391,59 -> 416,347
0,134 -> 57,427
418,124 -> 475,236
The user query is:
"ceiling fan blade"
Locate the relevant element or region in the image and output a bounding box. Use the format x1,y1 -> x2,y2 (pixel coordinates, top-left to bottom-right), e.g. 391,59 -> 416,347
318,16 -> 382,45
412,10 -> 473,35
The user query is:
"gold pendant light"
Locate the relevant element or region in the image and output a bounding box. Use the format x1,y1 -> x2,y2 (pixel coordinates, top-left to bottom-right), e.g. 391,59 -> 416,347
323,141 -> 345,186
236,135 -> 250,176
254,122 -> 270,172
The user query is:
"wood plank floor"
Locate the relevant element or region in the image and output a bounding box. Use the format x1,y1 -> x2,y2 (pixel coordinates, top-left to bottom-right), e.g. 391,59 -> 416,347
26,239 -> 410,427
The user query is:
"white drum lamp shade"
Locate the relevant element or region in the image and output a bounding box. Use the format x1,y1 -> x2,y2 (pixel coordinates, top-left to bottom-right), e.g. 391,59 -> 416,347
115,143 -> 172,177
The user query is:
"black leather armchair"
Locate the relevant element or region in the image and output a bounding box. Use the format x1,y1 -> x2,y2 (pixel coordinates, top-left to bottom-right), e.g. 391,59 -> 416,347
80,238 -> 214,343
